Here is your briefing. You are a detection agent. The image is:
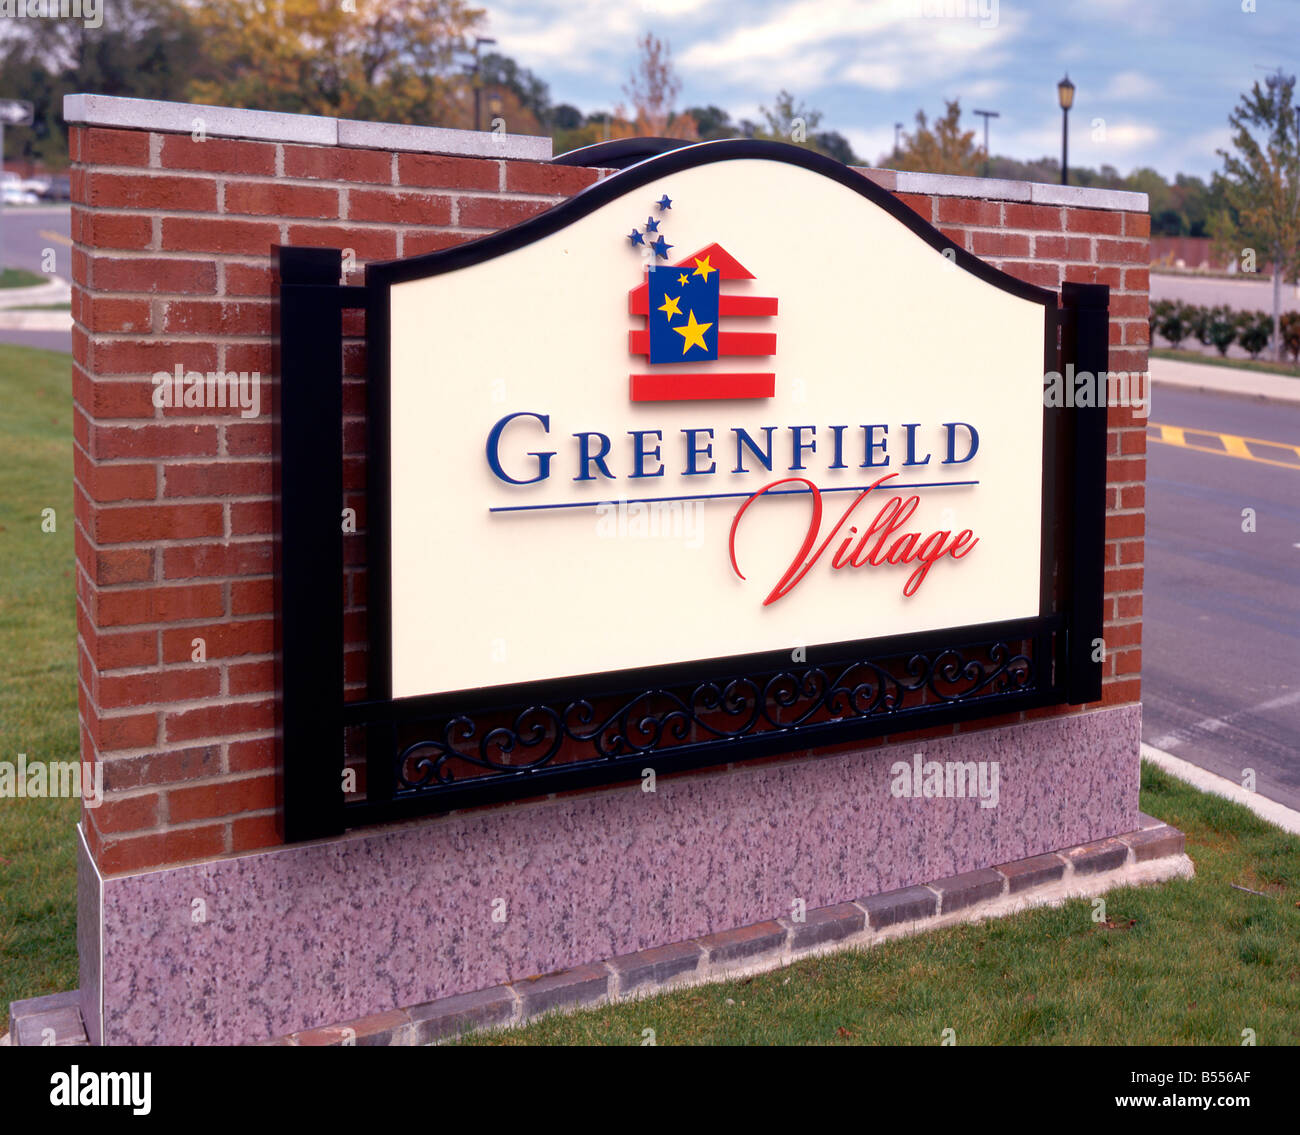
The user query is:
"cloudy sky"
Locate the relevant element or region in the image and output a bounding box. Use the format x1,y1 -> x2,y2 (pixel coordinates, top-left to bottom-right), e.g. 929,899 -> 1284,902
482,0 -> 1297,179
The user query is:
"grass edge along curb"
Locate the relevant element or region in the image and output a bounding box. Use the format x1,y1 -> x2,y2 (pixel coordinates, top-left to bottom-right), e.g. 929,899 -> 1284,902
1150,347 -> 1300,378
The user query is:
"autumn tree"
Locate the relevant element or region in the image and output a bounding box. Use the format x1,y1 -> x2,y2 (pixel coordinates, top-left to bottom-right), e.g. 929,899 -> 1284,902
894,100 -> 981,176
620,33 -> 696,139
187,0 -> 485,126
1214,69 -> 1300,360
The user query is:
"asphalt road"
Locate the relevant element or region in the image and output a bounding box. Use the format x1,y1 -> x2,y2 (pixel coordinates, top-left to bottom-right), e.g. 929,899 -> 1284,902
1143,384 -> 1300,811
0,203 -> 71,280
0,205 -> 72,352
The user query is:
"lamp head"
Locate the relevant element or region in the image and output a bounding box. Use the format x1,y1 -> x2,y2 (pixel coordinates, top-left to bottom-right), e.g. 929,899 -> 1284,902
1057,74 -> 1076,111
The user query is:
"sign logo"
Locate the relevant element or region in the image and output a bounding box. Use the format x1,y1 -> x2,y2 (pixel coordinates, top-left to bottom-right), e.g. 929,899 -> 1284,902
627,200 -> 778,402
382,147 -> 1051,700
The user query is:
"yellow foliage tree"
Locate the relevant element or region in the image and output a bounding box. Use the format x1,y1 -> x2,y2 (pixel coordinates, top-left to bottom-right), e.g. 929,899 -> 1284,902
894,100 -> 982,176
187,0 -> 485,125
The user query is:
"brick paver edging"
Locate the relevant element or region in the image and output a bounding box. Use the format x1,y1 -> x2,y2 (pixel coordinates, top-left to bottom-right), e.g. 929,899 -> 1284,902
269,816 -> 1190,1046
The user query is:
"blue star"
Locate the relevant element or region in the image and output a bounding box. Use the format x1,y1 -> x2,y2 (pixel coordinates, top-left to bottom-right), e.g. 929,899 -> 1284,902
627,229 -> 645,246
645,217 -> 660,233
656,194 -> 672,210
652,235 -> 673,259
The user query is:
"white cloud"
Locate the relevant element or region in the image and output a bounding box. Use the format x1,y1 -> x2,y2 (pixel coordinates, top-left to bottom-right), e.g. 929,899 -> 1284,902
841,125 -> 898,166
1104,70 -> 1161,100
840,61 -> 908,92
963,78 -> 1008,101
1098,122 -> 1161,151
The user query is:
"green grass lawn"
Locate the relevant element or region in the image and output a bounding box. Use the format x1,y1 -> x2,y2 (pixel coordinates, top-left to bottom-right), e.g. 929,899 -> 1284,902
462,765 -> 1300,1046
0,343 -> 80,1034
0,342 -> 1296,1046
0,267 -> 53,290
1150,346 -> 1300,377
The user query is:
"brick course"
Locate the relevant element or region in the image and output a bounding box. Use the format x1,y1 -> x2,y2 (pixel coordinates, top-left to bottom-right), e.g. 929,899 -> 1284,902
71,127 -> 1148,876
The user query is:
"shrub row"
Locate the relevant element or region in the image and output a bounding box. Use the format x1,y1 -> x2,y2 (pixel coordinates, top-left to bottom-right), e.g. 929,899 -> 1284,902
1149,300 -> 1300,362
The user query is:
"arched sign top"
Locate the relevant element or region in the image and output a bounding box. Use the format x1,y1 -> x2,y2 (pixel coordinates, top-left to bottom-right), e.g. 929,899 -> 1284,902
367,138 -> 1056,310
267,135 -> 1108,835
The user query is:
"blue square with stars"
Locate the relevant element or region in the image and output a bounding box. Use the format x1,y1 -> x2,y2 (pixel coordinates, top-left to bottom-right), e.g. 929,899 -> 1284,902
647,261 -> 719,364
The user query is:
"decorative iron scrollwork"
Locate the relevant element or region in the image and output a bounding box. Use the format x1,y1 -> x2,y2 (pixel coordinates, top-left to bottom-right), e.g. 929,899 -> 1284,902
391,638 -> 1035,796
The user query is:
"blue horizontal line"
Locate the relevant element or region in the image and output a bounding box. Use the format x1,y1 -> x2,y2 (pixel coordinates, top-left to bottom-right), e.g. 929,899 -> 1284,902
489,480 -> 979,514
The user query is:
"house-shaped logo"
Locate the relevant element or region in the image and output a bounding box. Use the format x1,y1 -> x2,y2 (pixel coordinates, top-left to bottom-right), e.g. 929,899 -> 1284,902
628,242 -> 778,402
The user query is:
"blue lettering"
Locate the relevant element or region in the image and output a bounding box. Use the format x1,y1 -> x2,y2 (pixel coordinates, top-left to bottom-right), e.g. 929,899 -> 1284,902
486,411 -> 553,485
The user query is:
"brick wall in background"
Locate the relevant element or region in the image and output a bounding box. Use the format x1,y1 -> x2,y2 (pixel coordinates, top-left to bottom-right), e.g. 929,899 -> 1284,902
70,125 -> 1148,877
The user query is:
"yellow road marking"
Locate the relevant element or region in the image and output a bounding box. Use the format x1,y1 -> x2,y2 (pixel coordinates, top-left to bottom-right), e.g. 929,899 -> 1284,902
1147,421 -> 1300,470
1220,434 -> 1252,459
39,229 -> 72,246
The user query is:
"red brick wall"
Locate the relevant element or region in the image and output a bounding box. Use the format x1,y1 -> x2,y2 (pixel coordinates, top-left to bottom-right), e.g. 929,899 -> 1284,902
70,127 -> 1147,876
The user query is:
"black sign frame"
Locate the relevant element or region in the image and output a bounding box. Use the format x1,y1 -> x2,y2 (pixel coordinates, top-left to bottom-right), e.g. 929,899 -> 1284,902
273,140 -> 1108,842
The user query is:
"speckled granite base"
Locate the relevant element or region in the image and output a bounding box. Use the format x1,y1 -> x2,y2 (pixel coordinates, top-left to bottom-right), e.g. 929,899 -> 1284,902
92,704 -> 1140,1045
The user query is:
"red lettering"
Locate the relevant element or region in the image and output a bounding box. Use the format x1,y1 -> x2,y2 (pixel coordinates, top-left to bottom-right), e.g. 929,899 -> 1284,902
729,474 -> 978,604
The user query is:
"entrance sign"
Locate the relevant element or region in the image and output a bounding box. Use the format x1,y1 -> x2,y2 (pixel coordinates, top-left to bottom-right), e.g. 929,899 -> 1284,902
275,140 -> 1109,840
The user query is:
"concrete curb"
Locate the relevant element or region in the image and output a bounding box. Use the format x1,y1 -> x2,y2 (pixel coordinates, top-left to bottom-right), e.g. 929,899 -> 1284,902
0,278 -> 70,309
1150,356 -> 1300,406
0,310 -> 72,330
1141,744 -> 1300,835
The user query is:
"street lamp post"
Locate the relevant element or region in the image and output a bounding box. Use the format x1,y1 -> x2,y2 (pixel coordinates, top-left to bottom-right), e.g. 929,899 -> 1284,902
468,36 -> 497,131
1057,74 -> 1075,186
894,121 -> 903,161
972,108 -> 999,179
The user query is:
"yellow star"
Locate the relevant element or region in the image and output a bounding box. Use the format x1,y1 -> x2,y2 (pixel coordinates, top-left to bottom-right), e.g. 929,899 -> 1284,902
692,255 -> 715,282
658,293 -> 682,319
677,272 -> 689,286
673,309 -> 713,355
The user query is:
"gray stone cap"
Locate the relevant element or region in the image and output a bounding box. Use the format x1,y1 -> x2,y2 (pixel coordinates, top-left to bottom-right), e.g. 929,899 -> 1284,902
856,164 -> 1148,213
62,93 -> 552,161
60,94 -> 1149,209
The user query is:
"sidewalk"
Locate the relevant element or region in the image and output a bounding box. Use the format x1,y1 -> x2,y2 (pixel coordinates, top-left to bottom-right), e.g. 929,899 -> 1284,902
0,276 -> 71,331
1149,355 -> 1300,405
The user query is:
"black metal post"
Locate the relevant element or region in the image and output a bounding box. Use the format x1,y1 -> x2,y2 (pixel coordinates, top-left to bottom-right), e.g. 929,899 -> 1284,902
1061,107 -> 1070,186
274,246 -> 347,841
1060,281 -> 1109,704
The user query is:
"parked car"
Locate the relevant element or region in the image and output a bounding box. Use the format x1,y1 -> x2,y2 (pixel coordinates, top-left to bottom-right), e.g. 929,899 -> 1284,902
37,175 -> 70,201
2,183 -> 38,205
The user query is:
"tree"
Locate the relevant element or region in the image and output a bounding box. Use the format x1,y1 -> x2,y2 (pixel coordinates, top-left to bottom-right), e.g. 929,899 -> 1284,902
621,32 -> 695,139
187,0 -> 484,126
0,0 -> 201,168
550,103 -> 583,131
683,104 -> 736,140
1125,167 -> 1173,214
894,100 -> 980,176
478,52 -> 550,128
749,91 -> 857,162
811,130 -> 859,165
1216,70 -> 1300,360
756,90 -> 821,143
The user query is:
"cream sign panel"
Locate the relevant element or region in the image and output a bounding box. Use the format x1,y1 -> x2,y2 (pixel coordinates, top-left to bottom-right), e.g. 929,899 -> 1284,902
387,157 -> 1045,700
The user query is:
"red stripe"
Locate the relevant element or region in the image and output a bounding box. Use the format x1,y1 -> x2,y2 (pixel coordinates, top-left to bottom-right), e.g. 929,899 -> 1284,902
630,291 -> 778,316
629,373 -> 775,401
628,330 -> 777,356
